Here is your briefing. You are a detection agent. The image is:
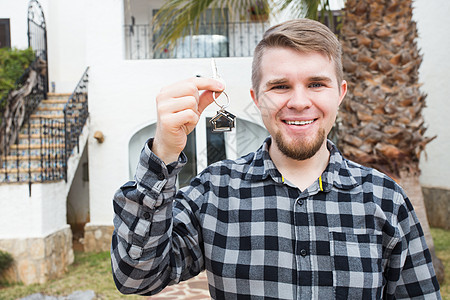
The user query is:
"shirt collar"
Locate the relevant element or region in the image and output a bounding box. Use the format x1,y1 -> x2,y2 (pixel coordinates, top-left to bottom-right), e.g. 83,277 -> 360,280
321,140 -> 359,191
244,137 -> 284,183
245,137 -> 359,190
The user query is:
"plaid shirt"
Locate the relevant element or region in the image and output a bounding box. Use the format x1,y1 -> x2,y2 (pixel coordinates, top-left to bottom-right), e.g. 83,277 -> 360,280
111,138 -> 441,299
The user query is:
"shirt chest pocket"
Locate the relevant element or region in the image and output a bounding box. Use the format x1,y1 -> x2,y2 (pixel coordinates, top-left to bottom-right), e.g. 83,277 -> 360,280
329,231 -> 384,299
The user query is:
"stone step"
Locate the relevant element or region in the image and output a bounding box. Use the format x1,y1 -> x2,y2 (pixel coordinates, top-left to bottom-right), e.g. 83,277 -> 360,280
46,92 -> 72,100
36,106 -> 65,112
9,143 -> 65,150
0,166 -> 65,174
30,113 -> 65,119
42,98 -> 67,104
18,133 -> 44,139
8,145 -> 67,157
0,169 -> 65,182
20,125 -> 50,135
3,154 -> 41,161
37,100 -> 85,110
1,159 -> 64,170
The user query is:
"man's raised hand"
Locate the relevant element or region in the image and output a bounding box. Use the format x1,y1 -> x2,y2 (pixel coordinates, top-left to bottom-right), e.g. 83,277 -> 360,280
152,77 -> 224,164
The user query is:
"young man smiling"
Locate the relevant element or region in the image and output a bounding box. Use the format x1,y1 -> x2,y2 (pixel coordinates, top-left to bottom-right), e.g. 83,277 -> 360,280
111,19 -> 441,299
251,48 -> 347,190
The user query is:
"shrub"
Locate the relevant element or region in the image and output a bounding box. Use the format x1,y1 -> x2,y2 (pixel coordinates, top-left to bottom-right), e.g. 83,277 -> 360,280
0,249 -> 13,276
0,47 -> 35,102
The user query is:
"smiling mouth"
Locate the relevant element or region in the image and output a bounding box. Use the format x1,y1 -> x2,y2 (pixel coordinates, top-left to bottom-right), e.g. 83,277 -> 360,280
284,120 -> 315,126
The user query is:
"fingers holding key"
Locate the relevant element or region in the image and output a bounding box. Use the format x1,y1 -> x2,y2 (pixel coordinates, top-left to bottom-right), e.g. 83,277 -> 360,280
152,77 -> 224,164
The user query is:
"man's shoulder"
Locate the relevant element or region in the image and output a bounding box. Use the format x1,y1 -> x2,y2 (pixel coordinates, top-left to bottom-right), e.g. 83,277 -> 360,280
342,157 -> 403,193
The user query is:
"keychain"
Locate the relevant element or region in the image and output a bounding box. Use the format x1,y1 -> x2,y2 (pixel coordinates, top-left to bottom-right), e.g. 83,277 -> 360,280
209,59 -> 236,132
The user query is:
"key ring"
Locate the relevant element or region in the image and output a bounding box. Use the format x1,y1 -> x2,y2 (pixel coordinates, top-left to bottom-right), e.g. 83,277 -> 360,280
209,58 -> 236,132
212,90 -> 230,110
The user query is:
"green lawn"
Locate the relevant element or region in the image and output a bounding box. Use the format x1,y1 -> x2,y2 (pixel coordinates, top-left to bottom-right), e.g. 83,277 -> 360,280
432,227 -> 450,299
0,251 -> 142,300
0,228 -> 449,299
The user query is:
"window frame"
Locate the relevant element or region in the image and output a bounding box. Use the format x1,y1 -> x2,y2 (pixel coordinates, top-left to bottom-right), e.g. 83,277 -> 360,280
0,19 -> 11,49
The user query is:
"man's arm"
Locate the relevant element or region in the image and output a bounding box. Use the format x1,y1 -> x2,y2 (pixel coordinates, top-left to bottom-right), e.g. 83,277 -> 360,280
384,193 -> 441,299
111,139 -> 204,295
110,77 -> 224,295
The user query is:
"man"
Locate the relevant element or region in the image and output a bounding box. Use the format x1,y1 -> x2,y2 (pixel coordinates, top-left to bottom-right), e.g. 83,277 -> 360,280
111,19 -> 441,299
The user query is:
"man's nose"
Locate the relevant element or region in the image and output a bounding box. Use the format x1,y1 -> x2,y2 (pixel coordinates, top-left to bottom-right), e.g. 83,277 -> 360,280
286,86 -> 312,110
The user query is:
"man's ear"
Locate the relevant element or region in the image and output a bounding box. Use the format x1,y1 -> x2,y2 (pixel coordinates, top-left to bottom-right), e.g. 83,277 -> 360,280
250,88 -> 259,107
338,80 -> 348,106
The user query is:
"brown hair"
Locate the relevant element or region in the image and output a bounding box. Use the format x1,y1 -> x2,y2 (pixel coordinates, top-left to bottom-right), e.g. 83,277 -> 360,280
252,19 -> 343,96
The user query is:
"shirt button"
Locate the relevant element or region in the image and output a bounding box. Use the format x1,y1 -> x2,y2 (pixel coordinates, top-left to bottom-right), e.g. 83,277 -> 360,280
297,199 -> 304,206
300,249 -> 307,257
143,212 -> 151,219
157,173 -> 165,180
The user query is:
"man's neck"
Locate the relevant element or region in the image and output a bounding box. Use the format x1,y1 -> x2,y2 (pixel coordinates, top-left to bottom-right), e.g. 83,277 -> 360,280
269,140 -> 330,191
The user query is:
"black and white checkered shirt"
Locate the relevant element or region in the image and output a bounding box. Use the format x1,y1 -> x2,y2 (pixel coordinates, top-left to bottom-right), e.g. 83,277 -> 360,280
111,138 -> 441,299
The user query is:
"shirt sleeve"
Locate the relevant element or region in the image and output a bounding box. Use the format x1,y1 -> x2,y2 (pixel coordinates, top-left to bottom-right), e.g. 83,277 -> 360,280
110,139 -> 205,295
384,192 -> 441,299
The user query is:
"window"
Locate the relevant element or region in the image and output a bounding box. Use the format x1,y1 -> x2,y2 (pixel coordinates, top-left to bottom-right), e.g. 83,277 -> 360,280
0,19 -> 11,48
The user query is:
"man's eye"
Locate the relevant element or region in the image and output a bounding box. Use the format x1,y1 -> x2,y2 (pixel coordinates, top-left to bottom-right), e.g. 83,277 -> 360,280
309,83 -> 324,88
272,85 -> 289,90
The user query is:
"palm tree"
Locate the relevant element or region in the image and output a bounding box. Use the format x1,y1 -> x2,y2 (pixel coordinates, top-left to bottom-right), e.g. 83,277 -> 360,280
152,0 -> 331,51
152,0 -> 444,282
337,0 -> 444,282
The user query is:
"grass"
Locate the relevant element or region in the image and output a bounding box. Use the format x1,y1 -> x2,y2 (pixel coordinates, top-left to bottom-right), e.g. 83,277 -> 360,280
432,227 -> 450,299
0,251 -> 142,300
0,228 -> 449,300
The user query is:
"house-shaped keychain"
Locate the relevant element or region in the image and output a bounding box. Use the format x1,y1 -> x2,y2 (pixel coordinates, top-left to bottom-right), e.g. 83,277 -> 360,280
210,109 -> 236,132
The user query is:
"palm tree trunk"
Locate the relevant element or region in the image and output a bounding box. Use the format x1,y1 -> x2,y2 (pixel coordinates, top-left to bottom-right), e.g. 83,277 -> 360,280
337,0 -> 444,283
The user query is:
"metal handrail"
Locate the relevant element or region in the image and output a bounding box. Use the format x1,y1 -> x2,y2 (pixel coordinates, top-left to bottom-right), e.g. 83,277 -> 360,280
63,67 -> 89,182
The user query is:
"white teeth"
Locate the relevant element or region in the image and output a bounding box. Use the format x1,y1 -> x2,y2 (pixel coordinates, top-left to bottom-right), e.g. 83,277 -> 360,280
285,120 -> 314,125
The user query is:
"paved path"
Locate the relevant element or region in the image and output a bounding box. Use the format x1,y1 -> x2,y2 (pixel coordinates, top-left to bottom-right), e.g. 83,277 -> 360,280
19,272 -> 210,300
146,271 -> 210,299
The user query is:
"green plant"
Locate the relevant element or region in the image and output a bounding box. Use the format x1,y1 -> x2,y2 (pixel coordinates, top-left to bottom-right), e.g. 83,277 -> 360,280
0,47 -> 35,103
0,249 -> 13,278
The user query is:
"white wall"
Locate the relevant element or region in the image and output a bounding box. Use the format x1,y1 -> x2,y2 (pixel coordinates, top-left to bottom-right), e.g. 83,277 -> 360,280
0,182 -> 68,238
46,0 -> 87,92
415,0 -> 450,189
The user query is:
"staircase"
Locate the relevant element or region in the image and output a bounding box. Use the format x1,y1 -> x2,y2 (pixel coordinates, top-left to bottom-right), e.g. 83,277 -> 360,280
1,94 -> 69,182
0,67 -> 89,186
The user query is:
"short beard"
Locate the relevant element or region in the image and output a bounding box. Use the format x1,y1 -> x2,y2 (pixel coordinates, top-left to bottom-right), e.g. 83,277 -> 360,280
274,128 -> 326,161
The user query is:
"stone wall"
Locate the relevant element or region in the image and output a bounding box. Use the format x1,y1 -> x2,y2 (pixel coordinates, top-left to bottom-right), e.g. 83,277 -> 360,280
423,187 -> 450,230
83,225 -> 114,252
0,226 -> 74,285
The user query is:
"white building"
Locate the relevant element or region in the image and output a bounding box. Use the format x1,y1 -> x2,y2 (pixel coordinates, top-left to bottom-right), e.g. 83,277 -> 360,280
0,0 -> 448,284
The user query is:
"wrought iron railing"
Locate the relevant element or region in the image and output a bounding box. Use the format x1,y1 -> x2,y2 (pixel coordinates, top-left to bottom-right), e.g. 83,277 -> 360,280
124,21 -> 270,60
63,67 -> 89,180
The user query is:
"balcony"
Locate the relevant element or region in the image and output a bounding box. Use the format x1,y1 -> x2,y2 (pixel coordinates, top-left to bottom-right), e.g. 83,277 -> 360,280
124,21 -> 270,60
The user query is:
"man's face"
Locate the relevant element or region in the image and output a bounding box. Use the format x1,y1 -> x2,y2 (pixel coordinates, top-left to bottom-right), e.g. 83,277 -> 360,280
251,47 -> 347,161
